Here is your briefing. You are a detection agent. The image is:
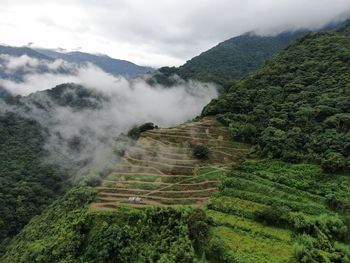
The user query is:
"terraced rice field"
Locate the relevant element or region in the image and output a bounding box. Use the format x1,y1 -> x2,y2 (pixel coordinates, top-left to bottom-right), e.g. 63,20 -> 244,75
91,117 -> 250,210
89,117 -> 350,262
205,161 -> 350,262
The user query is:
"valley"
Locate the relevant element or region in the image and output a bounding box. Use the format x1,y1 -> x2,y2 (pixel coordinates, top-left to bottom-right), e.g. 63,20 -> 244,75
0,5 -> 349,262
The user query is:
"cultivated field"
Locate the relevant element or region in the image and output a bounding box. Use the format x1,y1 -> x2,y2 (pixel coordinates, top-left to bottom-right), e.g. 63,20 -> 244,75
89,117 -> 350,263
91,117 -> 250,209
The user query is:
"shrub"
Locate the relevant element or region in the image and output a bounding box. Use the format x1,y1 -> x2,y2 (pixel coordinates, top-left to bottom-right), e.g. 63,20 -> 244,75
208,237 -> 225,258
253,204 -> 290,227
192,144 -> 210,159
84,175 -> 102,187
127,127 -> 140,140
127,122 -> 156,139
321,152 -> 348,173
188,209 -> 209,252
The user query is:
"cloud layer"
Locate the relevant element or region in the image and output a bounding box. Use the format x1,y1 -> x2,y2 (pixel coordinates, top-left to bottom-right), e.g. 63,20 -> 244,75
1,0 -> 349,67
0,55 -> 218,179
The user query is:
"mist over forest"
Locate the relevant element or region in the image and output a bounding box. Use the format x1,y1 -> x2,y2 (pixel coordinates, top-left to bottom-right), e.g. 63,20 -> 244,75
0,1 -> 349,262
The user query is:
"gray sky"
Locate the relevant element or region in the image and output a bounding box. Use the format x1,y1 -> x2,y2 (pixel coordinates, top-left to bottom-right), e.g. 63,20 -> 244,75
1,0 -> 350,67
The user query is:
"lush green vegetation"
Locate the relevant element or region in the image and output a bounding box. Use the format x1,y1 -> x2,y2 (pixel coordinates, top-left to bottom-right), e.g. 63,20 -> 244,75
0,112 -> 68,254
192,144 -> 210,159
203,32 -> 350,172
152,31 -> 305,85
335,19 -> 350,36
127,122 -> 156,139
206,160 -> 350,262
2,185 -> 212,263
2,20 -> 350,263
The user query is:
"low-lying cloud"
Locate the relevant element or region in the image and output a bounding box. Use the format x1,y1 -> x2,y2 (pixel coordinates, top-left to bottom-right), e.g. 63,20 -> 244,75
0,54 -> 77,77
2,0 -> 350,66
0,55 -> 218,180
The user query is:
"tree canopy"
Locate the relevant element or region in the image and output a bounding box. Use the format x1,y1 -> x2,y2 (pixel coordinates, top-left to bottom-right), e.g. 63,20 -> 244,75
203,32 -> 350,172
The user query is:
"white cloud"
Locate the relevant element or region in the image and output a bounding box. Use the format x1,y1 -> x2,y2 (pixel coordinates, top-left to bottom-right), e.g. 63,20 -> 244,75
0,1 -> 349,67
0,55 -> 218,179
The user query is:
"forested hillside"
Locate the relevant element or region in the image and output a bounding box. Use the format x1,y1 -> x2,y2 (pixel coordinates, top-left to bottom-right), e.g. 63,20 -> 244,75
203,32 -> 350,172
2,185 -> 214,262
0,112 -> 68,254
1,16 -> 350,263
0,83 -> 109,255
335,19 -> 350,36
153,31 -> 305,85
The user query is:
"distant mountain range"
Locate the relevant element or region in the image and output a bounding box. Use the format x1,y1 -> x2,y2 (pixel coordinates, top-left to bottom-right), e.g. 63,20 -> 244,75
153,19 -> 350,85
0,45 -> 51,60
0,45 -> 154,80
34,48 -> 154,77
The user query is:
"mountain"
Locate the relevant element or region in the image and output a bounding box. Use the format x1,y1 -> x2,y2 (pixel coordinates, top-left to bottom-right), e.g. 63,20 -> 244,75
2,21 -> 350,263
151,30 -> 307,85
0,109 -> 68,254
35,48 -> 154,77
0,45 -> 153,85
151,19 -> 349,86
203,31 -> 350,173
0,82 -> 114,254
335,19 -> 350,35
0,45 -> 51,60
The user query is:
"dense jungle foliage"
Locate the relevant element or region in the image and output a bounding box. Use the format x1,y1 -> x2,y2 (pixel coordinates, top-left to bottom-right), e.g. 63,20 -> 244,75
0,84 -> 107,255
1,186 -> 212,263
1,19 -> 350,263
3,160 -> 350,263
203,32 -> 350,173
152,31 -> 305,85
0,112 -> 68,254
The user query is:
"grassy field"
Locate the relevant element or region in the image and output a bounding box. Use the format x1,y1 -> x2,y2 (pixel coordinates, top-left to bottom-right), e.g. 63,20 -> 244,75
91,117 -> 350,262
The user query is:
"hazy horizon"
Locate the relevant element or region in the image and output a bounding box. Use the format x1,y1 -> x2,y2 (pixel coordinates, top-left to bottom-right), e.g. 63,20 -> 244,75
1,0 -> 350,67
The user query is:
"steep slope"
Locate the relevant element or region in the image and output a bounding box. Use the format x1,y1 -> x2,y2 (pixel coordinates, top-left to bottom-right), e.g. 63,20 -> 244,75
203,32 -> 350,172
335,19 -> 350,35
0,111 -> 68,254
207,160 -> 350,262
1,186 -> 212,263
2,21 -> 350,263
91,117 -> 250,209
154,30 -> 306,85
3,117 -> 349,262
35,48 -> 154,77
0,83 -> 109,255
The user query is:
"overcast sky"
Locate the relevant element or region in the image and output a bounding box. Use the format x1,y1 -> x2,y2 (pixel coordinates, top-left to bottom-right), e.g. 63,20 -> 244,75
1,0 -> 350,67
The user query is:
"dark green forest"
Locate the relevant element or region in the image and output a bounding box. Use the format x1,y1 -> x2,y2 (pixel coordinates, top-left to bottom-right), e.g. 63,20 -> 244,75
0,112 -> 68,254
152,31 -> 305,85
0,18 -> 349,263
203,32 -> 350,173
2,186 -> 211,263
0,83 -> 108,255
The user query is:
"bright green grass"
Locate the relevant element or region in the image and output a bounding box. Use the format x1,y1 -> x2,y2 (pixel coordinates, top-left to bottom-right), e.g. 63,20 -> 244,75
229,172 -> 324,203
209,196 -> 268,218
206,210 -> 292,242
219,188 -> 327,215
212,226 -> 293,263
240,160 -> 350,199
